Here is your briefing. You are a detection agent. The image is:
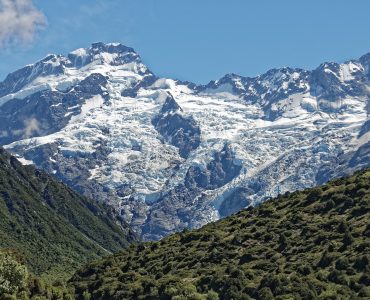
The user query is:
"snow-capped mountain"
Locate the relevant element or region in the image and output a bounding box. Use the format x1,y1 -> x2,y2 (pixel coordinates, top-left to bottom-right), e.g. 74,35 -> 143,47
1,42 -> 369,240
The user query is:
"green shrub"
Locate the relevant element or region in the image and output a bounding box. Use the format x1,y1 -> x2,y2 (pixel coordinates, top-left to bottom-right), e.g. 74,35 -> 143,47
257,287 -> 274,300
0,252 -> 28,295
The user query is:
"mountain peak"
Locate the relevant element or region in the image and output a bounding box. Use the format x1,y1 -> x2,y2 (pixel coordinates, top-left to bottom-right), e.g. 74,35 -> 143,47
67,42 -> 141,68
90,42 -> 136,54
69,42 -> 136,56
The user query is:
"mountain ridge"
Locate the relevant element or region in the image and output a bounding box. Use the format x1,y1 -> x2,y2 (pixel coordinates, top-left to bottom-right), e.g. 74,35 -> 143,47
2,42 -> 370,101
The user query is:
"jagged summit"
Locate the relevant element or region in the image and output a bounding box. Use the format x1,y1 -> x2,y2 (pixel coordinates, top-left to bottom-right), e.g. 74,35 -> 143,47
91,42 -> 136,53
0,42 -> 151,100
67,42 -> 144,69
201,57 -> 369,103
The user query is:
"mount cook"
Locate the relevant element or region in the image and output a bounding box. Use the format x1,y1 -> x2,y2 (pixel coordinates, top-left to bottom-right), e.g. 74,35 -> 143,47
0,42 -> 369,240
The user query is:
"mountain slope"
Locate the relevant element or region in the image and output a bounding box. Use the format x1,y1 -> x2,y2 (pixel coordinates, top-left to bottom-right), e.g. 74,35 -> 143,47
70,168 -> 370,299
0,148 -> 136,278
0,42 -> 369,240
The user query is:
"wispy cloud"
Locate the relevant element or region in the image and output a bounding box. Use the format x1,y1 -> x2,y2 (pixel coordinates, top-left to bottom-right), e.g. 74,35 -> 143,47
23,118 -> 41,138
0,0 -> 46,48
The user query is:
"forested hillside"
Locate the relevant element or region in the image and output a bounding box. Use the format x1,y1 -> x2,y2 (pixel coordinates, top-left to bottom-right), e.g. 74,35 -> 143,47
70,168 -> 370,299
0,148 -> 136,280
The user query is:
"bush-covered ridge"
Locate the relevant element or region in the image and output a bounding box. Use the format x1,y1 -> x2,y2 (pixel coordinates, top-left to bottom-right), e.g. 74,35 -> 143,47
70,168 -> 370,300
0,148 -> 136,279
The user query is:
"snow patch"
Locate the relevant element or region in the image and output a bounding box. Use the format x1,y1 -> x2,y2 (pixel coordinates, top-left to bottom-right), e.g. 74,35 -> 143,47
70,48 -> 88,57
69,95 -> 105,123
0,83 -> 50,107
202,83 -> 235,95
16,157 -> 34,165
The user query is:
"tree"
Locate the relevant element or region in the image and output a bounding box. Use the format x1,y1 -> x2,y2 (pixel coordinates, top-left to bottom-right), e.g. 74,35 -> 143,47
0,252 -> 28,296
257,287 -> 274,300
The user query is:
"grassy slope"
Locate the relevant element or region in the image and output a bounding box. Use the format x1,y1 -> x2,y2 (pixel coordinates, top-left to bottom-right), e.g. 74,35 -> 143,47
0,148 -> 136,279
70,169 -> 370,300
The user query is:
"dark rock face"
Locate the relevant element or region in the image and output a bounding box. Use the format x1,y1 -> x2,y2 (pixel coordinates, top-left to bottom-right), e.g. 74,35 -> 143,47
218,187 -> 252,217
160,94 -> 182,112
0,73 -> 108,145
152,94 -> 201,159
75,73 -> 108,95
185,144 -> 242,190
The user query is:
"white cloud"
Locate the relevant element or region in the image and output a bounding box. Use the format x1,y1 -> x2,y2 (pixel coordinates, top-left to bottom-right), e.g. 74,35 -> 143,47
0,0 -> 46,47
23,118 -> 40,138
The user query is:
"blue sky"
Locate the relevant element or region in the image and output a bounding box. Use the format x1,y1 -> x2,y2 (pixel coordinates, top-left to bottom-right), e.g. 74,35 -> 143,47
1,0 -> 370,83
